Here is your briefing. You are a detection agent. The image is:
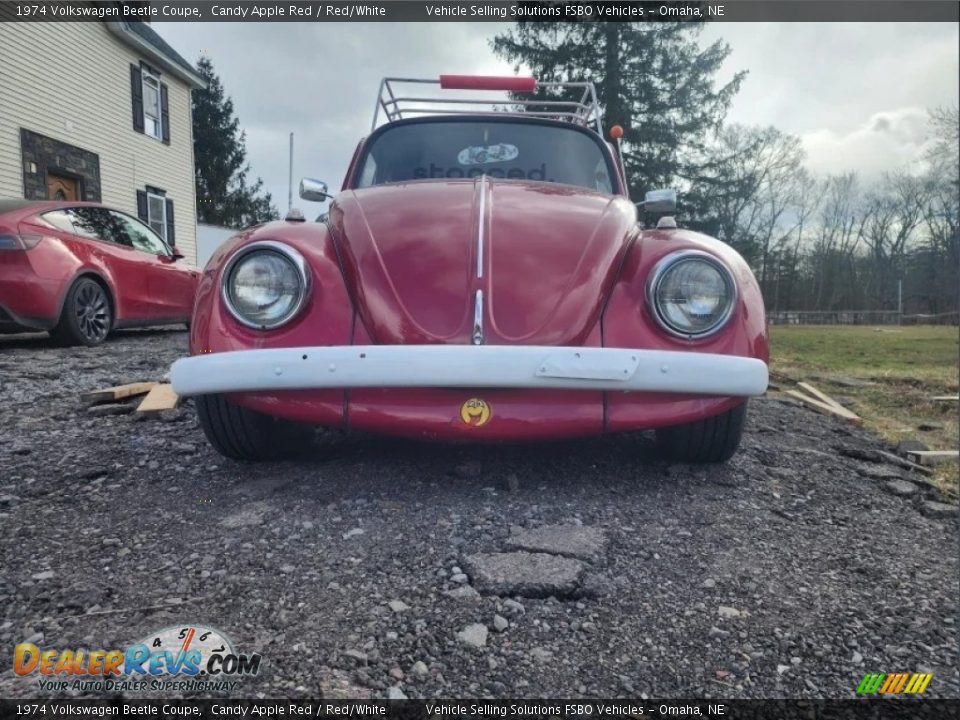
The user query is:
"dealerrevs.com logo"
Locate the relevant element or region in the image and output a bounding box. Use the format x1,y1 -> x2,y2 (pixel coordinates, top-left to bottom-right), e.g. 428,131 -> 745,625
14,624 -> 262,693
856,672 -> 933,695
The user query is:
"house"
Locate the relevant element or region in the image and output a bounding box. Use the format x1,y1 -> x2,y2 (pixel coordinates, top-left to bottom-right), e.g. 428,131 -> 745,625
0,19 -> 205,264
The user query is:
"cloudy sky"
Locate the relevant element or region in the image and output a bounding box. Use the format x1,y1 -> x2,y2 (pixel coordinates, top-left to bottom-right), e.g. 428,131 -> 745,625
160,21 -> 959,214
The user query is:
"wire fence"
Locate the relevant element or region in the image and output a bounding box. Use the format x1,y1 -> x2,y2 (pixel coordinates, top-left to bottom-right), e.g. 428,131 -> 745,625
767,310 -> 960,326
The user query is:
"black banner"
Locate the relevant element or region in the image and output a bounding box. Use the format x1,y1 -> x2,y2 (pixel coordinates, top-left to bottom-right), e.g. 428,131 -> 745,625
0,0 -> 957,23
2,700 -> 960,719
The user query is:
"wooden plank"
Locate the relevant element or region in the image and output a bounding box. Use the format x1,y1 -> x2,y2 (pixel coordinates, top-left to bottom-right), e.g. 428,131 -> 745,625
785,389 -> 862,425
930,395 -> 959,402
81,382 -> 157,405
905,450 -> 959,466
136,384 -> 180,413
797,381 -> 847,412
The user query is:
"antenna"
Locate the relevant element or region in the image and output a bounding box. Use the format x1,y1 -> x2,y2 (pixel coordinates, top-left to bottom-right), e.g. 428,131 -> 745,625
287,132 -> 294,212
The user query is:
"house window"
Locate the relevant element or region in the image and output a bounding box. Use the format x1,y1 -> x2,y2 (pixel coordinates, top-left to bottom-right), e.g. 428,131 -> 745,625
137,188 -> 176,247
142,71 -> 162,139
147,191 -> 166,240
131,64 -> 169,143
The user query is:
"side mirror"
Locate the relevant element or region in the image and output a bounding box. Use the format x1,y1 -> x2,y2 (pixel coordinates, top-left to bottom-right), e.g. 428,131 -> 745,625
299,177 -> 331,202
638,189 -> 677,214
170,248 -> 185,260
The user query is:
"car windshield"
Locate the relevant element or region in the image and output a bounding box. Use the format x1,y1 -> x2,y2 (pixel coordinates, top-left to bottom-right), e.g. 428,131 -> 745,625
355,120 -> 615,194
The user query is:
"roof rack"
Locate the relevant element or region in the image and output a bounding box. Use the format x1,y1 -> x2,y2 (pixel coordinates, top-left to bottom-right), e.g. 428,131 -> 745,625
371,75 -> 603,133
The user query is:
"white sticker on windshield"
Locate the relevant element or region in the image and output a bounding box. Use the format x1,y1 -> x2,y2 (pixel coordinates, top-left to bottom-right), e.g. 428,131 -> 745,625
457,143 -> 519,166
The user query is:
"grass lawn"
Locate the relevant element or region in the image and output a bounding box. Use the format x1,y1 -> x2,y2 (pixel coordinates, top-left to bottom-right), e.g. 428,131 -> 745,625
769,325 -> 959,497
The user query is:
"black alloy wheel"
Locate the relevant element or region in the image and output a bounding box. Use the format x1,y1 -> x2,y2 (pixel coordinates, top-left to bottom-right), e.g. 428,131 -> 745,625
52,278 -> 113,346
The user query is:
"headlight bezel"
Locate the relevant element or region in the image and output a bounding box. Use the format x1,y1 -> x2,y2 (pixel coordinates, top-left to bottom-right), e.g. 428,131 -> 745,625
646,250 -> 738,340
221,240 -> 311,330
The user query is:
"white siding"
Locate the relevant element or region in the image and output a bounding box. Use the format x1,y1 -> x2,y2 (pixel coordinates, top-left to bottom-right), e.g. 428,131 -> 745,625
0,22 -> 198,264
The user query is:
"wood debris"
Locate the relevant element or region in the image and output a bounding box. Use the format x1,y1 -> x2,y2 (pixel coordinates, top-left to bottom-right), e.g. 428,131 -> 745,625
784,382 -> 862,425
930,395 -> 959,402
136,384 -> 181,413
81,382 -> 157,405
905,450 -> 959,467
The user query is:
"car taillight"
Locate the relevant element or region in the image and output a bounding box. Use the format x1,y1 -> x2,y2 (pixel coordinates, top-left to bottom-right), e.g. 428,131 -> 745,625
0,233 -> 42,250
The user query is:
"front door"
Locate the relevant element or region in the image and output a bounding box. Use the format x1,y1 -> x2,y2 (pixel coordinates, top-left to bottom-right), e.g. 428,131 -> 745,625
47,172 -> 80,201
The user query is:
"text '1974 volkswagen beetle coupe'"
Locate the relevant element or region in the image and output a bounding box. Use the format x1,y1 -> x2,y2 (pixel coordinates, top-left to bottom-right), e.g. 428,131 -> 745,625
170,75 -> 769,462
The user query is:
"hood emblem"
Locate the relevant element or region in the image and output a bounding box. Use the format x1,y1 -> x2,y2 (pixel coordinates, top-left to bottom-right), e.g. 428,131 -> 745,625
460,398 -> 492,427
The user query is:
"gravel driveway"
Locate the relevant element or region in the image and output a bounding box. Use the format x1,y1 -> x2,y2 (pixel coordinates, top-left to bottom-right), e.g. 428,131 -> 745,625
1,330 -> 957,699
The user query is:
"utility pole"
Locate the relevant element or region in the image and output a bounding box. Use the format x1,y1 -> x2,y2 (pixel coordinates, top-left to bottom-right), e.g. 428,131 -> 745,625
897,277 -> 903,325
288,132 -> 294,212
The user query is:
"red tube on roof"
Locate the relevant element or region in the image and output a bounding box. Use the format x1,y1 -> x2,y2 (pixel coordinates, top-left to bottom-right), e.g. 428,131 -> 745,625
439,75 -> 537,93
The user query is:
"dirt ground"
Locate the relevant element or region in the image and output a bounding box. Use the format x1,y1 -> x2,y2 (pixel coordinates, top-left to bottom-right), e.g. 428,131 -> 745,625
1,329 -> 957,700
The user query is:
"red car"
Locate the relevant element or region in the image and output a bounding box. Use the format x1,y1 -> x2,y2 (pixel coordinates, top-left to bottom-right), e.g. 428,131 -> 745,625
0,200 -> 199,346
171,76 -> 769,462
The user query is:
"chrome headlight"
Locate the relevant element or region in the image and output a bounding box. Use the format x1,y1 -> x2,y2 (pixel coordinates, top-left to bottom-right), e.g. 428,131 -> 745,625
648,250 -> 737,338
222,241 -> 309,329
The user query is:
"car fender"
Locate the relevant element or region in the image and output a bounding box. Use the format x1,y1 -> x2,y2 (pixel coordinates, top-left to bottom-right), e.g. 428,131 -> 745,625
189,220 -> 354,355
56,266 -> 122,324
602,226 -> 769,430
603,226 -> 768,359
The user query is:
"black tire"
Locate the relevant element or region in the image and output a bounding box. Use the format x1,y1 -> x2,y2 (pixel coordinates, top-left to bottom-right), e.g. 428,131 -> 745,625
656,402 -> 747,463
51,277 -> 112,346
195,393 -> 314,461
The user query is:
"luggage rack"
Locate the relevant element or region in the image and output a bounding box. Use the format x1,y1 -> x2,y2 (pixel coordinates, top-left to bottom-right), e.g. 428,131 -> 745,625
371,75 -> 603,133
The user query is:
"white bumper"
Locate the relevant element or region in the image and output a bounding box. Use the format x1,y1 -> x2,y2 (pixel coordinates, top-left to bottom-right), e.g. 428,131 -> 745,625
170,345 -> 768,398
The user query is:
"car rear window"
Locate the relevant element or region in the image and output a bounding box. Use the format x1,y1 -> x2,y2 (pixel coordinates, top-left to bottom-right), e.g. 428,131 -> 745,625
355,120 -> 615,194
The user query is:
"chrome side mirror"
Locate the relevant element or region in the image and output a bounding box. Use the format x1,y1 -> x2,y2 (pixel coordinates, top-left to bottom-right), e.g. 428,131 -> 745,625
638,189 -> 677,214
299,177 -> 331,202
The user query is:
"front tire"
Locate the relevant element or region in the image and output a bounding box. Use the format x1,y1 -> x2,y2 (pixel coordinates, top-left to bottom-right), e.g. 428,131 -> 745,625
51,277 -> 112,346
195,394 -> 314,461
656,402 -> 747,463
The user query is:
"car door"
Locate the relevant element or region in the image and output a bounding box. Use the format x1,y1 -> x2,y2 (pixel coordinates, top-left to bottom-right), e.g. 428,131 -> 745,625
68,206 -> 154,321
105,210 -> 197,321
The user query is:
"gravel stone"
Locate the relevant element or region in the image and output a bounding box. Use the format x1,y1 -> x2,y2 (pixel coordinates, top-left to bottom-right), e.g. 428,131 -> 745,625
492,614 -> 509,632
504,523 -> 607,562
884,479 -> 918,498
462,551 -> 586,597
921,501 -> 959,519
444,586 -> 481,602
456,623 -> 488,648
387,600 -> 410,613
502,599 -> 526,615
343,649 -> 368,664
856,463 -> 902,480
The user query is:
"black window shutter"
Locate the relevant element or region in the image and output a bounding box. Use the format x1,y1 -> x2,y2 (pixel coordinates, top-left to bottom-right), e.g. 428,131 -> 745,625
160,83 -> 170,144
165,198 -> 175,246
130,65 -> 144,134
136,190 -> 148,222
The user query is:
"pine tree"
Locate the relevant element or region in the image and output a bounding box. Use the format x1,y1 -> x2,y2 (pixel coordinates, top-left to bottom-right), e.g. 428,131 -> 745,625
492,23 -> 745,207
192,57 -> 278,228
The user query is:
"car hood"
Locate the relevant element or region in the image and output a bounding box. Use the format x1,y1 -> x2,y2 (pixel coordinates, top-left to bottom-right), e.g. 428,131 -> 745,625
328,178 -> 637,345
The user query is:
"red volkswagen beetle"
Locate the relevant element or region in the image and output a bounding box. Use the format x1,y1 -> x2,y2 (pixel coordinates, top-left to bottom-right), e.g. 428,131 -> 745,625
171,76 -> 769,462
0,200 -> 199,345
